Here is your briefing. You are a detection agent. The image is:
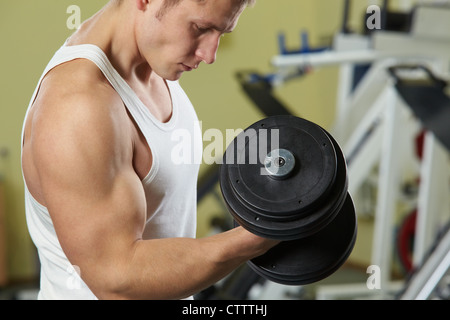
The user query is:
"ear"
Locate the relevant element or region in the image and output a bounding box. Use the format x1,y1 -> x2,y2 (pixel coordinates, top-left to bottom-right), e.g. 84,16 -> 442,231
136,0 -> 149,11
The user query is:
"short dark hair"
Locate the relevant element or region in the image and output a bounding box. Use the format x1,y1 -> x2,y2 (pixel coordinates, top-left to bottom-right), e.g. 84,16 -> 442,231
159,0 -> 257,7
114,0 -> 256,19
115,0 -> 256,9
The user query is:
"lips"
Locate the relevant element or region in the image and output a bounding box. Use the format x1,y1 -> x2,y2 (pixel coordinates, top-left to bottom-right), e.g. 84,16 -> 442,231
181,63 -> 193,71
181,63 -> 200,72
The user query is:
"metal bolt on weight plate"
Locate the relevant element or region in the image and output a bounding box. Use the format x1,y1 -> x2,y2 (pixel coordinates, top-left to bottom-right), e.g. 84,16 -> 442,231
264,149 -> 295,179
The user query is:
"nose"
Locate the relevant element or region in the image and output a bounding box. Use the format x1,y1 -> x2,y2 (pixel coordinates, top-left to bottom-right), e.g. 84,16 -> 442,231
195,34 -> 221,65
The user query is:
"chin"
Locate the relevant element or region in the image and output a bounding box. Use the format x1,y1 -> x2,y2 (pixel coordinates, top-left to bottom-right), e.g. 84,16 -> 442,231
150,64 -> 182,81
164,71 -> 184,82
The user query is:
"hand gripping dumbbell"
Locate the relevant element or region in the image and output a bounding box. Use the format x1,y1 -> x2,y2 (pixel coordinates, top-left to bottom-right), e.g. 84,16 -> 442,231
219,115 -> 357,285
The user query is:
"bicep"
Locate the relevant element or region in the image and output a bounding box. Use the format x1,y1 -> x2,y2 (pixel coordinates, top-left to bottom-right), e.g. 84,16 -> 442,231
32,96 -> 146,294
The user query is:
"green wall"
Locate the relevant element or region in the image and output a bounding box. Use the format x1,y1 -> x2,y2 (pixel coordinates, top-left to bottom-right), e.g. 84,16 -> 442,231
0,0 -> 359,282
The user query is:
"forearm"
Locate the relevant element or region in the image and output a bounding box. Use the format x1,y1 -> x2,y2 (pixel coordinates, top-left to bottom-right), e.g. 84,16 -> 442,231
97,227 -> 278,300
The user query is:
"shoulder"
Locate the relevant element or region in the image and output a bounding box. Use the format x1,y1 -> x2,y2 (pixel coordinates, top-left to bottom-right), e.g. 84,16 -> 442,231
29,59 -> 133,172
32,59 -> 128,138
38,59 -> 121,114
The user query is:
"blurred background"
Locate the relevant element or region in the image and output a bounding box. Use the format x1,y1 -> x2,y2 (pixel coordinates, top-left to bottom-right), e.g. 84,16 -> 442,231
0,0 -> 449,300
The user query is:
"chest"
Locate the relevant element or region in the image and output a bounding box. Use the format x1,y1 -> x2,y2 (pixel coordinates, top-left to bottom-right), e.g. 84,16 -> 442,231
130,77 -> 173,124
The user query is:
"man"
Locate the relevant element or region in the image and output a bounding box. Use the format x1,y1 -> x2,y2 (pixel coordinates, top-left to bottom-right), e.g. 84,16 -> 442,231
21,0 -> 278,300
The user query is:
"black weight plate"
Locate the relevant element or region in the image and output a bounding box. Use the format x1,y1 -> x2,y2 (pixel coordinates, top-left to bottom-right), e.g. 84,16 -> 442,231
247,193 -> 357,285
222,151 -> 346,240
223,116 -> 337,220
220,116 -> 348,240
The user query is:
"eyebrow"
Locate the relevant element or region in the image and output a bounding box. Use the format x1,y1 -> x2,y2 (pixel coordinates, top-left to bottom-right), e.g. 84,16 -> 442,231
198,21 -> 234,34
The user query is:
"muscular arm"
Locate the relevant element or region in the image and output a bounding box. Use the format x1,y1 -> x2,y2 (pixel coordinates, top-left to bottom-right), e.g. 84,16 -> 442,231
27,73 -> 277,300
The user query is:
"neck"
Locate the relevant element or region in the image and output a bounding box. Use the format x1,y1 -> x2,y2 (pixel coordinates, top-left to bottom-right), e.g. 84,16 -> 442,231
70,1 -> 151,83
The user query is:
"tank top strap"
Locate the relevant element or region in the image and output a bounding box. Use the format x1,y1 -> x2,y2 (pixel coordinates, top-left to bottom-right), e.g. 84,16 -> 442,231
56,44 -> 173,130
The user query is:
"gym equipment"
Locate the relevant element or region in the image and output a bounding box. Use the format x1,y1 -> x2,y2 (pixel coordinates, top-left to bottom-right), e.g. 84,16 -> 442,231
220,115 -> 357,285
388,65 -> 450,152
400,224 -> 450,300
235,71 -> 294,117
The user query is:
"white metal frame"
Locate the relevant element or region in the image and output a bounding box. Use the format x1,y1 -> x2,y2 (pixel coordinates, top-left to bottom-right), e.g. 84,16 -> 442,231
268,5 -> 450,299
400,227 -> 450,300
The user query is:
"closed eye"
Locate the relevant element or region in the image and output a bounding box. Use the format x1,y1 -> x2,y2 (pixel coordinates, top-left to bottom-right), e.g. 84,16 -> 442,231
193,21 -> 234,37
194,24 -> 210,35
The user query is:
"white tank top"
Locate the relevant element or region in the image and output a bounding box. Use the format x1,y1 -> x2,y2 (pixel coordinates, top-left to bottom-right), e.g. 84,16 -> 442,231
21,42 -> 202,300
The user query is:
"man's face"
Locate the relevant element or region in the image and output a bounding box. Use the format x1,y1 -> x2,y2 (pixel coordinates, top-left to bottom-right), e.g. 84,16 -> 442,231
135,0 -> 245,81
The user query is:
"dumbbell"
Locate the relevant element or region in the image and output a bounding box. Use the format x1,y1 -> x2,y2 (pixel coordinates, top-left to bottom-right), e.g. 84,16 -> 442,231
219,115 -> 357,285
